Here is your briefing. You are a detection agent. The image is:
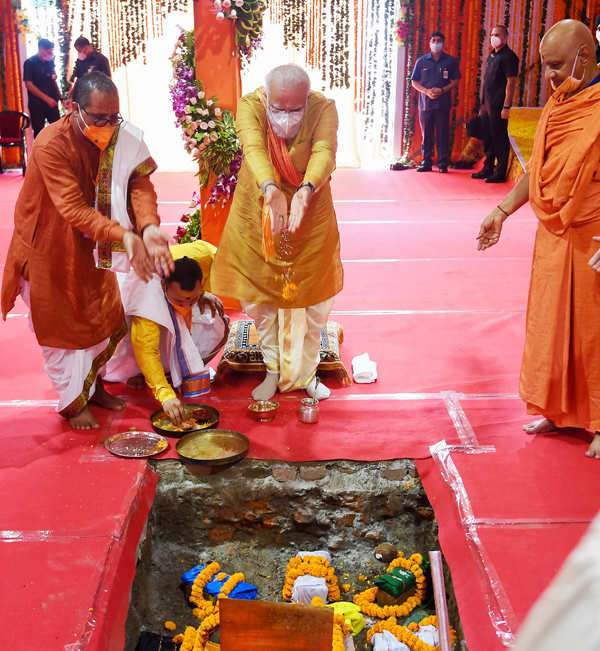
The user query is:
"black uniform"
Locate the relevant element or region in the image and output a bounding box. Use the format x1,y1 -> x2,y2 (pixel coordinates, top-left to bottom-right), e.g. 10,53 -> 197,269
70,50 -> 111,83
481,45 -> 519,179
412,51 -> 461,168
23,54 -> 62,138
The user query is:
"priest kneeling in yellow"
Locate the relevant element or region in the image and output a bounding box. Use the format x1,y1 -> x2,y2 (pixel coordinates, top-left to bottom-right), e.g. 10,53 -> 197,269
210,64 -> 343,401
105,241 -> 228,425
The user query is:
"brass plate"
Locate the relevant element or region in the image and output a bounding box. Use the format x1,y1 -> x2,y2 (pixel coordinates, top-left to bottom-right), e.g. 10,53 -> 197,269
104,431 -> 168,458
150,403 -> 220,438
176,429 -> 249,467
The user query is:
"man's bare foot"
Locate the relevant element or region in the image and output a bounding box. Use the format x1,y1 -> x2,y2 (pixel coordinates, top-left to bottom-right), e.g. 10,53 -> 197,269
585,433 -> 600,459
90,377 -> 126,411
69,406 -> 99,430
523,418 -> 557,435
126,373 -> 146,389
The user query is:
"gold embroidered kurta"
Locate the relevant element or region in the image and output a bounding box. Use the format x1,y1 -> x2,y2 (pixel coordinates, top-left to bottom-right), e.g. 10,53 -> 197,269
210,90 -> 343,308
1,115 -> 160,349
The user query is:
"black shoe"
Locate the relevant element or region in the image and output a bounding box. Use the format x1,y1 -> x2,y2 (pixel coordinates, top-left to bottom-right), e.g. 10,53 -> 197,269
485,174 -> 506,183
438,166 -> 448,173
416,164 -> 432,172
390,162 -> 409,171
471,169 -> 492,179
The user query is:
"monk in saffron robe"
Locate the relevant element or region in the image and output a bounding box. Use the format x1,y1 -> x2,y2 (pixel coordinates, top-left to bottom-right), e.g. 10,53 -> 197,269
210,64 -> 343,401
1,72 -> 173,429
477,20 -> 600,459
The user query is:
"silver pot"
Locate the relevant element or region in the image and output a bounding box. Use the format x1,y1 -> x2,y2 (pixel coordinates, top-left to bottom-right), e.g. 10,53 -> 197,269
298,397 -> 319,424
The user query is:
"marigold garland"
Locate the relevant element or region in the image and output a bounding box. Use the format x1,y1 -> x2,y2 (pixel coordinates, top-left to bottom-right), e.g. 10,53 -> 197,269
282,555 -> 341,603
310,596 -> 351,651
190,561 -> 220,619
353,553 -> 427,619
366,615 -> 457,651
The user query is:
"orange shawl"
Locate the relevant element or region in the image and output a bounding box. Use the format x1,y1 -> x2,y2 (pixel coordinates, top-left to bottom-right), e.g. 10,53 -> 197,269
258,89 -> 303,259
528,82 -> 600,235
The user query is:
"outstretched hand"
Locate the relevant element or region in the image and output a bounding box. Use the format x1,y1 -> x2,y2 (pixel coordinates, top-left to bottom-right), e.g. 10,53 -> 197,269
265,186 -> 288,235
588,236 -> 600,272
163,397 -> 187,427
477,209 -> 505,251
123,231 -> 154,282
288,186 -> 313,233
198,292 -> 225,318
142,225 -> 175,277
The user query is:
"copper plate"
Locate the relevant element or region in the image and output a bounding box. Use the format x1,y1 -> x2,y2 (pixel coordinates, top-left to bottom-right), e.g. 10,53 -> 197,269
176,429 -> 249,467
150,403 -> 220,438
104,431 -> 168,458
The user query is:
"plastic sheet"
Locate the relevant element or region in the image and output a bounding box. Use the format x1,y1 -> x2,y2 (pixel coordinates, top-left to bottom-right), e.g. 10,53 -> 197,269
428,551 -> 452,651
430,440 -> 517,647
441,391 -> 479,447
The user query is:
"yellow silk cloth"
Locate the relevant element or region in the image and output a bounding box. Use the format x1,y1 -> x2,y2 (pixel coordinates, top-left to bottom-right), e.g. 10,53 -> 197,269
130,240 -> 216,405
210,90 -> 343,309
520,83 -> 600,429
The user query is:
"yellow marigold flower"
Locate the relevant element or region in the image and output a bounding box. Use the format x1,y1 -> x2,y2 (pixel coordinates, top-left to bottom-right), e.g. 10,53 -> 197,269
216,572 -> 227,581
342,583 -> 350,592
164,620 -> 176,631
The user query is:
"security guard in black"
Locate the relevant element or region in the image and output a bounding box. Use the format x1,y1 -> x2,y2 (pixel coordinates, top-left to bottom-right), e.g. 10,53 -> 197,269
23,39 -> 62,138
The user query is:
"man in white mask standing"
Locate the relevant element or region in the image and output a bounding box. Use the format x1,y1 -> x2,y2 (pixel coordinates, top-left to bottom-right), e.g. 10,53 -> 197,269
411,31 -> 461,173
211,64 -> 343,401
472,25 -> 519,183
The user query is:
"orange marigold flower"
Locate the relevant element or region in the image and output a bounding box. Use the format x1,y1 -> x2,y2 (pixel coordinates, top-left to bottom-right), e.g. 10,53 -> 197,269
164,620 -> 176,631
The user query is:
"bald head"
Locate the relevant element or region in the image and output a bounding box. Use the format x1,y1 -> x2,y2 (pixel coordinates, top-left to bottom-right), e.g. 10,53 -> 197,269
265,64 -> 310,96
540,20 -> 597,94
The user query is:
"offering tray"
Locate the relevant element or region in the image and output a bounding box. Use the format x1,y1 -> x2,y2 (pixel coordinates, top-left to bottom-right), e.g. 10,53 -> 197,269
104,431 -> 168,458
150,403 -> 220,438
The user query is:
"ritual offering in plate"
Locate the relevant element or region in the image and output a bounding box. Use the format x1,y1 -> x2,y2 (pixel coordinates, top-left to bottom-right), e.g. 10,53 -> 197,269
104,431 -> 168,458
176,429 -> 249,472
150,404 -> 220,438
248,400 -> 279,422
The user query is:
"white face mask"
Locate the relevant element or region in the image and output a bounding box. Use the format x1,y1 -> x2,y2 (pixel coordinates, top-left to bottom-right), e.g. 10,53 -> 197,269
77,51 -> 87,61
430,42 -> 443,54
267,97 -> 306,140
491,35 -> 502,49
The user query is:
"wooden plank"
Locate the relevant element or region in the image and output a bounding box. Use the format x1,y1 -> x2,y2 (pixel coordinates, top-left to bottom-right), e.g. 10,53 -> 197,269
220,599 -> 333,651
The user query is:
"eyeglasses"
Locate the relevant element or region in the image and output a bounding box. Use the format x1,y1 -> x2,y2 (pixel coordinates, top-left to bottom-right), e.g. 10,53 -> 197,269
81,106 -> 123,127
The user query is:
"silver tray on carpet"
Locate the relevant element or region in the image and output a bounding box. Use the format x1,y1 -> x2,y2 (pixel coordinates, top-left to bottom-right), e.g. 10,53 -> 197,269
104,431 -> 169,458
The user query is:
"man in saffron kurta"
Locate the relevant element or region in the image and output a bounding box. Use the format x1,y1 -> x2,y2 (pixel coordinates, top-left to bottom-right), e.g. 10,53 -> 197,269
1,72 -> 173,429
210,64 -> 343,401
477,20 -> 600,459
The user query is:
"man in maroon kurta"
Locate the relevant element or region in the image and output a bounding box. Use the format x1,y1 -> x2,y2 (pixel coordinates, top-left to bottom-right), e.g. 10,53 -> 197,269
1,72 -> 173,429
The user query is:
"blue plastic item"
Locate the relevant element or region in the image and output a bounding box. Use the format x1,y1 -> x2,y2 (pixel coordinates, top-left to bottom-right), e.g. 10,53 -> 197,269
181,564 -> 258,601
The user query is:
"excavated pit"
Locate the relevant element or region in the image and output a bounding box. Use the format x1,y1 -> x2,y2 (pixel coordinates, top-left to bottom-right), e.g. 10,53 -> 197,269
126,459 -> 466,649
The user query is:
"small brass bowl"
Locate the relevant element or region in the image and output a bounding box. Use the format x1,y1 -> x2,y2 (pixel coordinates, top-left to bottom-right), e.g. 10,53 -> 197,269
248,400 -> 279,422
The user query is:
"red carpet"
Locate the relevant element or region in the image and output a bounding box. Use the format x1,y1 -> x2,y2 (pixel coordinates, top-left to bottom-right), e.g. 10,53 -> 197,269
1,167 -> 596,650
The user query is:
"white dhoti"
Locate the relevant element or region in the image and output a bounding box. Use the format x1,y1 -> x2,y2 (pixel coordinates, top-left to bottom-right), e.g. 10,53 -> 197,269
241,298 -> 333,392
20,280 -> 124,417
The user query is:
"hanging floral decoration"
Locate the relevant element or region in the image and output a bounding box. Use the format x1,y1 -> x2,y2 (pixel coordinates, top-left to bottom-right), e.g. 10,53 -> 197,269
15,9 -> 33,36
175,191 -> 203,243
395,7 -> 409,46
170,29 -> 242,241
212,0 -> 266,66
